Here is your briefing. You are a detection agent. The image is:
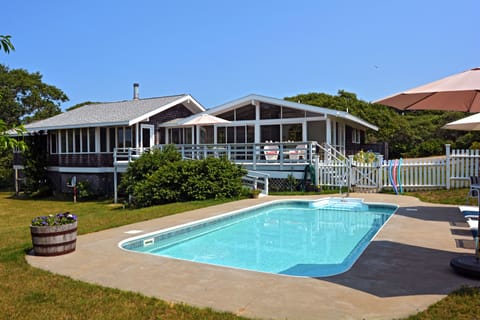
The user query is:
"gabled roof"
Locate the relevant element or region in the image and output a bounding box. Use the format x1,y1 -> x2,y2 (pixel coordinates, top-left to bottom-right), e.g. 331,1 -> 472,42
24,94 -> 205,132
206,94 -> 379,131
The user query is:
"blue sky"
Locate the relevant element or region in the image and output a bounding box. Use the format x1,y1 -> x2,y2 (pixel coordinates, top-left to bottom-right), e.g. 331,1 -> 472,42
2,1 -> 478,110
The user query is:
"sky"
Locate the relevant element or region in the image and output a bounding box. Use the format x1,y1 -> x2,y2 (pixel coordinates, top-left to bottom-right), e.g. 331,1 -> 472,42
2,0 -> 478,111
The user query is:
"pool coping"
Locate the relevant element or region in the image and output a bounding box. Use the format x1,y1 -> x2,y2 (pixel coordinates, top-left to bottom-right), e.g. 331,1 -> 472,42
26,194 -> 480,320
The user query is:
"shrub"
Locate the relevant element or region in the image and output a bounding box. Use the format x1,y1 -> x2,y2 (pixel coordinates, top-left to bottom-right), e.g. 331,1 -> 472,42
122,147 -> 247,208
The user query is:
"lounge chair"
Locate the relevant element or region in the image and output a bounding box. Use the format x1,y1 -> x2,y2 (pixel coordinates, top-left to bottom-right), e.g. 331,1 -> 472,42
295,144 -> 307,160
264,144 -> 279,161
466,176 -> 480,204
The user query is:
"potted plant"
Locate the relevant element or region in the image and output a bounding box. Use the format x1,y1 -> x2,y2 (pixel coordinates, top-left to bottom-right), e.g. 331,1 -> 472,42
251,188 -> 261,199
30,212 -> 78,256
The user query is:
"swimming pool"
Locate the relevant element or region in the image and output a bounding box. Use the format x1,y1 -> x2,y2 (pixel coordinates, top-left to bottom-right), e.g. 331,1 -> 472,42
120,198 -> 397,277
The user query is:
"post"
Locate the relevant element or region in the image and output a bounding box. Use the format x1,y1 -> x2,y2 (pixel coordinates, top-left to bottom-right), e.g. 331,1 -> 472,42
264,175 -> 269,195
14,168 -> 19,196
314,155 -> 319,186
445,144 -> 451,190
114,167 -> 118,204
377,155 -> 384,192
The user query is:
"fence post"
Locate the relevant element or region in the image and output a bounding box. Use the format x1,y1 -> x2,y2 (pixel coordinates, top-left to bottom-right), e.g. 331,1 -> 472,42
314,155 -> 319,186
348,155 -> 354,193
377,155 -> 384,192
445,144 -> 451,190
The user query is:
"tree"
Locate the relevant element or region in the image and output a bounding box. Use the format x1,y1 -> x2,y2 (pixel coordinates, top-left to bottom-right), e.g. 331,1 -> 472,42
0,35 -> 26,152
284,90 -> 478,158
0,64 -> 69,126
0,35 -> 14,53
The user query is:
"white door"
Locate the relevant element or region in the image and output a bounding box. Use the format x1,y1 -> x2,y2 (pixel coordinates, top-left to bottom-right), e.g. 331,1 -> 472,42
140,124 -> 155,148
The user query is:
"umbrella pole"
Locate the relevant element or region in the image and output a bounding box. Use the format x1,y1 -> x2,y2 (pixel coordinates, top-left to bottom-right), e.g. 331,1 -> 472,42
476,191 -> 480,260
477,217 -> 480,260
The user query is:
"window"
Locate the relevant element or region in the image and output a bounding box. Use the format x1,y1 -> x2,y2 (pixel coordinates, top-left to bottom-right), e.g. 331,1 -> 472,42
260,103 -> 281,119
117,127 -> 124,149
60,130 -> 67,153
50,132 -> 57,154
100,128 -> 107,152
352,129 -> 361,144
261,125 -> 280,142
282,124 -> 302,141
74,129 -> 81,152
282,107 -> 304,119
81,128 -> 88,152
125,127 -> 132,148
109,128 -> 116,152
217,110 -> 234,121
89,128 -> 96,152
235,104 -> 255,120
67,129 -> 73,153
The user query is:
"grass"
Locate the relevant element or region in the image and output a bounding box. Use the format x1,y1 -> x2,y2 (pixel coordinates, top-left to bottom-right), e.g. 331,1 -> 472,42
1,189 -> 479,319
0,192 -> 250,320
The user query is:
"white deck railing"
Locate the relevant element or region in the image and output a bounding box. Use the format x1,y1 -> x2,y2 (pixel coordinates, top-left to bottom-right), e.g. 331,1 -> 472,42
114,143 -> 478,200
318,145 -> 480,192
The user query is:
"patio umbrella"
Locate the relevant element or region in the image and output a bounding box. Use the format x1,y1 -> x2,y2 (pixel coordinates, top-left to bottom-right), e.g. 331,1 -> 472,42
443,112 -> 480,131
182,114 -> 231,125
374,68 -> 480,112
375,67 -> 480,277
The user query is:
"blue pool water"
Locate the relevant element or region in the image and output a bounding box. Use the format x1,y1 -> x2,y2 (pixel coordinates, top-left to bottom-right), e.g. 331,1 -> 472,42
120,198 -> 397,277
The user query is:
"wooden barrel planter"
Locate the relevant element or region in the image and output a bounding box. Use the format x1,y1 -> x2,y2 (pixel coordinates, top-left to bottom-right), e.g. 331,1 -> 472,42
30,221 -> 77,256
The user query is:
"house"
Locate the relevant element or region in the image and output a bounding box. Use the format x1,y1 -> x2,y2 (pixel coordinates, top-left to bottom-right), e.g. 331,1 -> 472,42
15,84 -> 379,198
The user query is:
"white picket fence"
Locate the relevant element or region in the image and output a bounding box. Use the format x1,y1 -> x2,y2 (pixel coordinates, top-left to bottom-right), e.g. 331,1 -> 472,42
318,144 -> 480,192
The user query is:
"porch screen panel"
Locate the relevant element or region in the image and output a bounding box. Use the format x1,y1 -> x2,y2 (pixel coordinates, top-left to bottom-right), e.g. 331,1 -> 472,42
89,127 -> 96,152
236,126 -> 246,143
67,129 -> 73,153
158,128 -> 166,145
74,129 -> 81,153
235,104 -> 255,120
282,124 -> 302,141
227,127 -> 234,144
125,127 -> 132,148
217,110 -> 234,121
200,126 -> 214,143
282,107 -> 304,119
60,130 -> 67,153
217,127 -> 226,143
170,128 -> 180,144
261,125 -> 280,142
260,103 -> 281,119
50,132 -> 57,154
109,128 -> 115,152
247,125 -> 254,143
100,128 -> 107,152
81,129 -> 88,153
117,127 -> 124,149
185,128 -> 192,144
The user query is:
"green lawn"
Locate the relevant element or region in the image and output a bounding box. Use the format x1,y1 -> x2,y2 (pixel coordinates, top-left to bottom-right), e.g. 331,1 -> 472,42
0,190 -> 479,319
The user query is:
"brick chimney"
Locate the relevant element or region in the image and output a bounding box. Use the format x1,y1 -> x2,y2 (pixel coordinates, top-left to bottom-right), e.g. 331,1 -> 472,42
133,83 -> 139,100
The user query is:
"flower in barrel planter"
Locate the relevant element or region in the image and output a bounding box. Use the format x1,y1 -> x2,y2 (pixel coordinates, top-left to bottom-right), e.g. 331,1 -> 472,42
30,212 -> 78,256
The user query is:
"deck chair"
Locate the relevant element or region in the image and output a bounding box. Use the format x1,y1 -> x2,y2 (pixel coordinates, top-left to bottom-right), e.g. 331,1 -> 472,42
466,176 -> 480,204
264,144 -> 279,161
295,144 -> 307,160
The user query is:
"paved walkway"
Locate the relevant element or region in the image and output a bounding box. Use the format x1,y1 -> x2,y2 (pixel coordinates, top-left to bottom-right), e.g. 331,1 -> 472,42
27,194 -> 479,320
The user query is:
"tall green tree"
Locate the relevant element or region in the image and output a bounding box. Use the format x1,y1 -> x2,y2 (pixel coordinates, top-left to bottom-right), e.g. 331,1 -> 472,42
0,64 -> 69,126
284,91 -> 477,158
0,35 -> 26,153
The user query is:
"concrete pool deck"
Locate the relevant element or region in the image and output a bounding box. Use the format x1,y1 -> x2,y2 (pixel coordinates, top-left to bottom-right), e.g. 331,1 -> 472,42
27,194 -> 480,320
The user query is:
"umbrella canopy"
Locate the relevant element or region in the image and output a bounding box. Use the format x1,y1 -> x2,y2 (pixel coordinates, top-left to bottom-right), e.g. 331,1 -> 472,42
443,113 -> 480,131
182,114 -> 231,126
374,68 -> 480,112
